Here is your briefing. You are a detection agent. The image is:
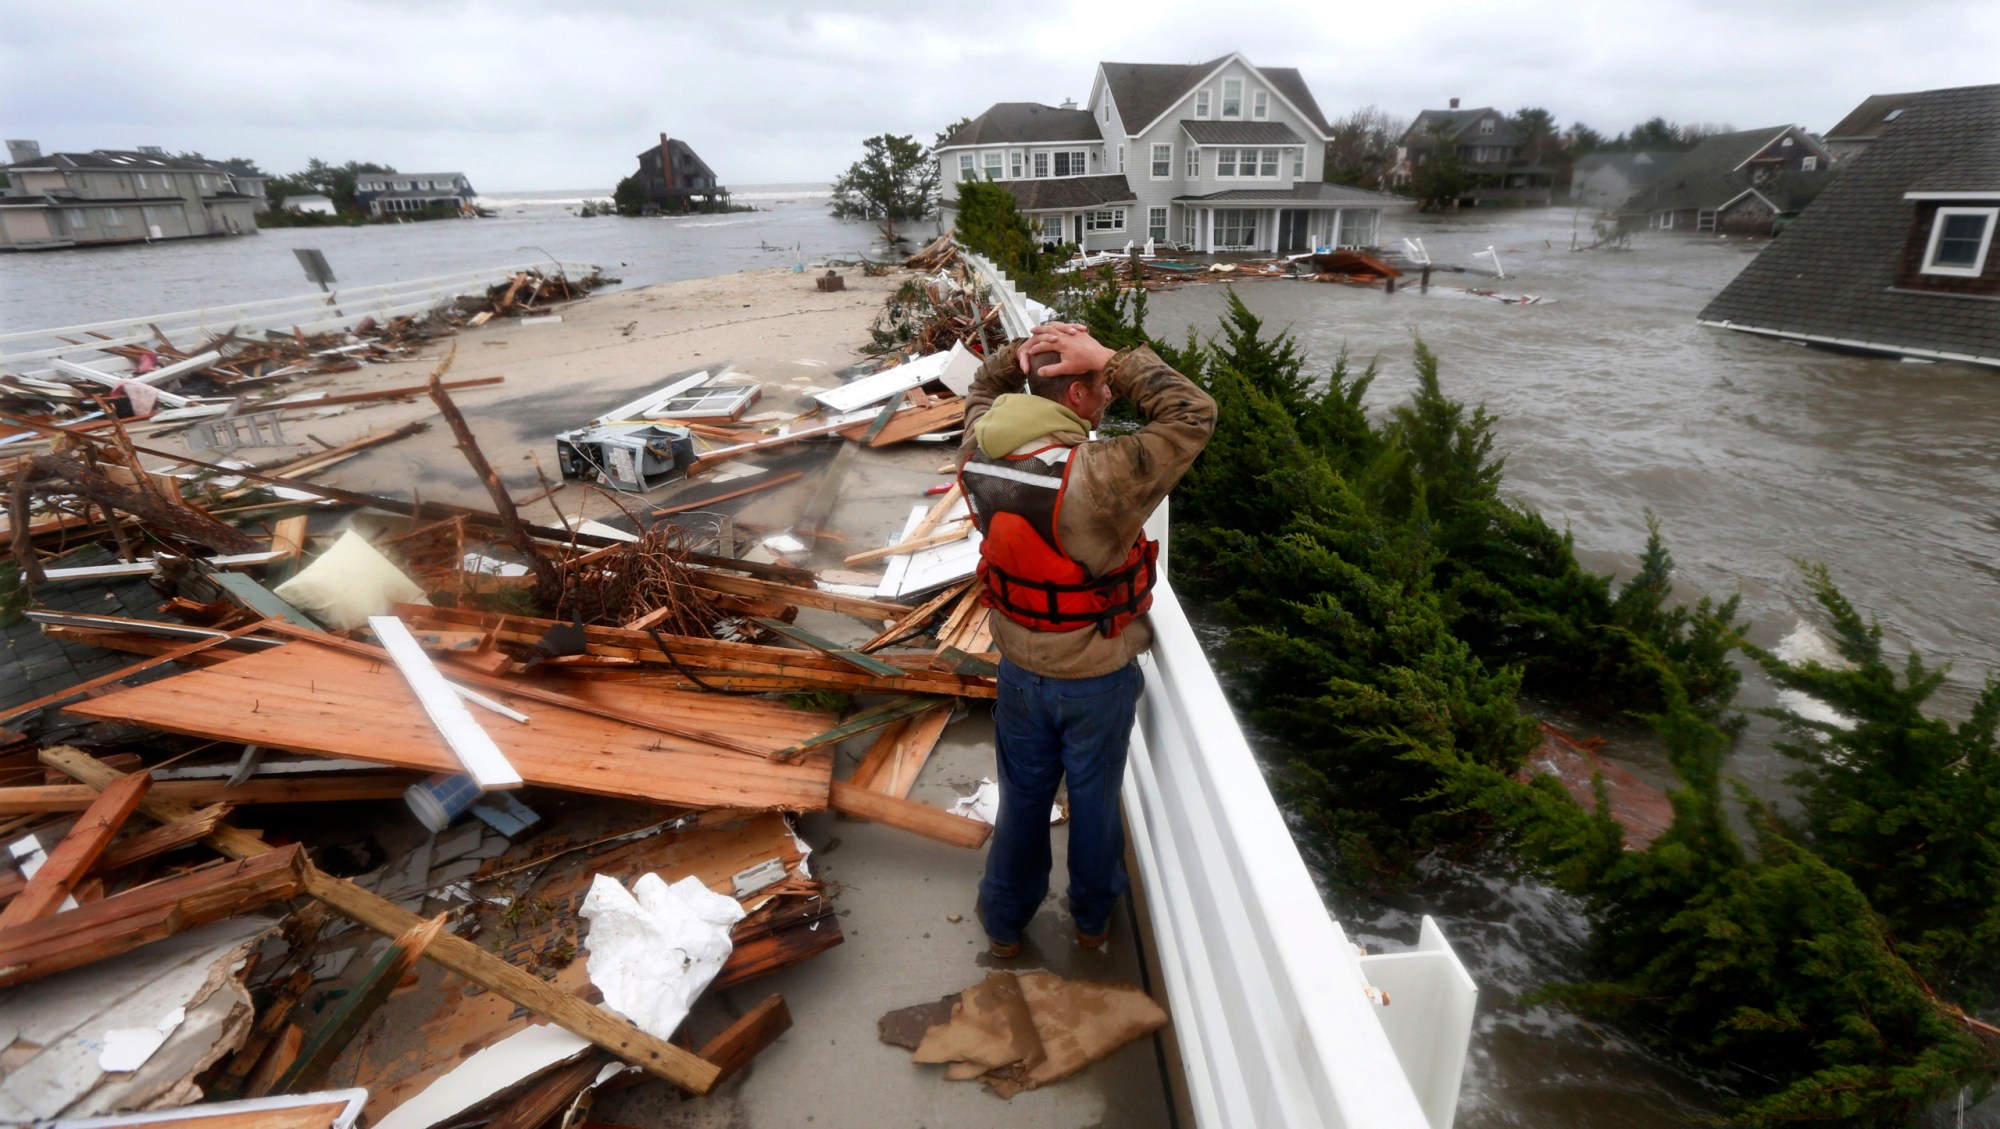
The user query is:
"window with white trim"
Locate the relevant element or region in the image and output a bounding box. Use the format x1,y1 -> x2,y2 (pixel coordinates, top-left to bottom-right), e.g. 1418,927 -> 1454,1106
1213,208 -> 1257,248
1337,209 -> 1378,247
1103,102 -> 1109,122
959,154 -> 975,182
1054,150 -> 1087,177
983,152 -> 1002,180
1292,148 -> 1304,178
1151,144 -> 1172,178
1253,91 -> 1268,120
1921,207 -> 1998,277
1195,89 -> 1210,118
1479,118 -> 1494,135
1781,136 -> 1794,147
1181,209 -> 1197,246
1034,152 -> 1049,178
1118,144 -> 1125,173
1010,151 -> 1023,178
1222,79 -> 1243,118
1037,214 -> 1065,242
1086,208 -> 1126,232
1148,206 -> 1168,242
1259,149 -> 1279,177
1216,149 -> 1237,177
1801,156 -> 1817,171
1186,146 -> 1199,178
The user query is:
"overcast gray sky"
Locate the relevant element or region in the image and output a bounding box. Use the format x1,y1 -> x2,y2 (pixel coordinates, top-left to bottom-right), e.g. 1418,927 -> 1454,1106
7,0 -> 1997,192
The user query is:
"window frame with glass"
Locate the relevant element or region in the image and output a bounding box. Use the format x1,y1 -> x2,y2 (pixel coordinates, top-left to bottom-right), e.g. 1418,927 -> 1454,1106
1921,206 -> 1999,277
1152,143 -> 1173,179
1148,206 -> 1168,243
1222,79 -> 1243,118
1085,208 -> 1127,233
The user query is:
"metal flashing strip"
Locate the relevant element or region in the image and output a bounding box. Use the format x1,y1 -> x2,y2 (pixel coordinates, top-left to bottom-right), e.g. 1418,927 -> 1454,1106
1697,318 -> 2000,369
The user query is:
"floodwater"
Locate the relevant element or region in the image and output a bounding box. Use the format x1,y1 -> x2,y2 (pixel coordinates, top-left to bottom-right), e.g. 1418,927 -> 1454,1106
6,199 -> 1997,1125
1145,209 -> 2000,1127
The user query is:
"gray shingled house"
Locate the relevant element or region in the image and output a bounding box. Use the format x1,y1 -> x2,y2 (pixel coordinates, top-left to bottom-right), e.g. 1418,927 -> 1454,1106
934,54 -> 1408,255
1698,84 -> 2000,369
1822,92 -> 1922,165
635,134 -> 727,213
1644,125 -> 1834,235
0,143 -> 261,250
1393,102 -> 1553,206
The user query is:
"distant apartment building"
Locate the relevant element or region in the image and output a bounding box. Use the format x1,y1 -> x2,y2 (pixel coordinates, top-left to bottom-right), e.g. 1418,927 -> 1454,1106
353,172 -> 476,217
0,142 -> 261,251
935,53 -> 1408,255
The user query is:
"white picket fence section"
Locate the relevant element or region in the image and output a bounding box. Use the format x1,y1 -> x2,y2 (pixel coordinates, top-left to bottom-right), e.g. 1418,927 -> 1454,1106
961,244 -> 1477,1128
0,260 -> 599,371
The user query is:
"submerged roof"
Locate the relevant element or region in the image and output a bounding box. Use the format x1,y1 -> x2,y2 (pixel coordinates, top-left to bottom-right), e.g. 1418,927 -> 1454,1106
1698,84 -> 2000,365
941,104 -> 1099,148
1647,126 -> 1824,212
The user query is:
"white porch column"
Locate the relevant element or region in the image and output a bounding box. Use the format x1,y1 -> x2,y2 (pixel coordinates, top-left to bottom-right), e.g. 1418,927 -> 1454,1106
1331,207 -> 1343,248
1204,208 -> 1214,254
1268,208 -> 1279,254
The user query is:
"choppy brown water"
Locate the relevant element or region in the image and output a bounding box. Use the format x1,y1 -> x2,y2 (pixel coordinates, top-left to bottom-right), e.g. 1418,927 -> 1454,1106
1149,209 -> 2000,1126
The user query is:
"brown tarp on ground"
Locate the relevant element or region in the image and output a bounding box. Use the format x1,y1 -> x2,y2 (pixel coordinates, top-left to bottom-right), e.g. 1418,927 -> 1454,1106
894,970 -> 1168,1098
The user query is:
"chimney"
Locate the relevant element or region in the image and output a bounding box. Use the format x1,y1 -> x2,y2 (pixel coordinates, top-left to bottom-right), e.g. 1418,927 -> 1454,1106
1449,97 -> 1460,110
1060,97 -> 1076,110
6,139 -> 41,164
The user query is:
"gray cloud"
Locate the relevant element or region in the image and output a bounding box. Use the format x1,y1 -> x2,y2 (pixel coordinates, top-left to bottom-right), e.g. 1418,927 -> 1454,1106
4,0 -> 1995,190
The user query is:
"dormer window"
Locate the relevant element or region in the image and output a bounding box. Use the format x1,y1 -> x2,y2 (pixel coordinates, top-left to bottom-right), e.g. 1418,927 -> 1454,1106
1921,207 -> 1997,277
1479,119 -> 1495,135
1253,91 -> 1268,120
1222,80 -> 1243,118
1195,89 -> 1210,118
1781,136 -> 1794,147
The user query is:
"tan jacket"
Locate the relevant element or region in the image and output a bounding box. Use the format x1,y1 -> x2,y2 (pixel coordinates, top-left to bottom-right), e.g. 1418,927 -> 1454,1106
959,342 -> 1217,679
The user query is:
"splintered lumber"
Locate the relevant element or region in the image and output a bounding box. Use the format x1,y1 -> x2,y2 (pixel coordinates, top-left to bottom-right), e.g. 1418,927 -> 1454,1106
843,519 -> 973,566
861,578 -> 973,652
210,968 -> 314,1099
274,914 -> 448,1093
772,696 -> 944,761
827,780 -> 991,849
94,802 -> 231,872
851,704 -> 954,799
0,770 -> 150,926
38,746 -> 726,1094
370,616 -> 523,790
696,993 -> 792,1085
270,514 -> 309,559
0,774 -> 418,814
278,375 -> 503,409
650,468 -> 805,516
868,396 -> 966,447
399,604 -> 997,699
430,370 -> 561,592
67,643 -> 836,811
484,1054 -> 608,1129
686,569 -> 906,621
685,415 -> 866,475
115,1093 -> 356,1129
752,617 -> 903,677
0,845 -> 308,988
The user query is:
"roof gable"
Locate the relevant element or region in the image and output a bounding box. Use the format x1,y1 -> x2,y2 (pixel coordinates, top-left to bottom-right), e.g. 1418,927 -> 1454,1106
1825,92 -> 1923,141
1098,54 -> 1333,140
1407,108 -> 1517,146
940,103 -> 1100,148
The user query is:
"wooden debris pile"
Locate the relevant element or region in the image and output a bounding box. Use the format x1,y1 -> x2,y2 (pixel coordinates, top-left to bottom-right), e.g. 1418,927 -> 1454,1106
0,353 -> 1013,1127
462,267 -> 610,325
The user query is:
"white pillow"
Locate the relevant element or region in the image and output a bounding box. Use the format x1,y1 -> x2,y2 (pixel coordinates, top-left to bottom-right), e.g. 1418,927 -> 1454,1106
273,528 -> 430,630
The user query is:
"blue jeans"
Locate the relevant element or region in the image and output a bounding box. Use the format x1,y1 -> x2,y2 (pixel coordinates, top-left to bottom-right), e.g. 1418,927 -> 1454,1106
979,658 -> 1145,945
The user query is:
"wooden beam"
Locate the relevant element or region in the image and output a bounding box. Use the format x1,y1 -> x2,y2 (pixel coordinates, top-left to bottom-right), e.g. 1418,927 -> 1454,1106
0,771 -> 151,926
483,1053 -> 607,1129
842,519 -> 973,566
750,617 -> 904,677
0,774 -> 418,814
695,993 -> 792,1085
771,697 -> 944,762
687,570 -> 907,621
37,746 -> 725,1094
272,913 -> 447,1094
649,469 -> 804,516
277,375 -> 503,409
209,967 -> 313,1100
859,578 -> 972,652
0,845 -> 308,988
828,780 -> 991,849
369,616 -> 522,790
94,802 -> 232,872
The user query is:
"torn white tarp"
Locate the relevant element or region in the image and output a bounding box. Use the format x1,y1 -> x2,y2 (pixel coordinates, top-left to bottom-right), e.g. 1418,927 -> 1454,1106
97,1005 -> 186,1073
579,872 -> 746,1040
950,778 -> 1064,826
372,1024 -> 590,1129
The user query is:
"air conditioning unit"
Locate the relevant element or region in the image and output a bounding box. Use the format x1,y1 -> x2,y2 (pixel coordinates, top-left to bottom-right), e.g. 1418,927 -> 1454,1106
554,423 -> 694,492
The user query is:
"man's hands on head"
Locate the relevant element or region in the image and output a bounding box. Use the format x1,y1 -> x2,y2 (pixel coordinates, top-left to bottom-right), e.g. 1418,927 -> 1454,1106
1019,322 -> 1115,378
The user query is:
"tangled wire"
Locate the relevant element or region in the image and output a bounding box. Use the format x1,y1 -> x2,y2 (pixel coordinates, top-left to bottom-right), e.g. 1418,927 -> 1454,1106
554,522 -> 719,632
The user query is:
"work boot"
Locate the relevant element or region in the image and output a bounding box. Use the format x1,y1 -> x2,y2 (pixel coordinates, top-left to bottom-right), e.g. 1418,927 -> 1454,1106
1076,927 -> 1108,950
989,936 -> 1023,959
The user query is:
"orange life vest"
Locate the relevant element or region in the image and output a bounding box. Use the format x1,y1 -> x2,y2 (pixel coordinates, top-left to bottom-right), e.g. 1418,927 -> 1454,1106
958,445 -> 1158,637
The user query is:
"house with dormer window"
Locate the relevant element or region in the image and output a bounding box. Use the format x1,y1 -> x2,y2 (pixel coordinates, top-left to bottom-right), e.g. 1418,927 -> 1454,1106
1644,126 -> 1833,235
1699,84 -> 2000,369
935,53 -> 1408,255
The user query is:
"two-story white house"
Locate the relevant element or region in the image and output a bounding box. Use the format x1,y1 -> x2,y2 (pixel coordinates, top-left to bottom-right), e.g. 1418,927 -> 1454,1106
0,143 -> 261,251
936,53 -> 1408,256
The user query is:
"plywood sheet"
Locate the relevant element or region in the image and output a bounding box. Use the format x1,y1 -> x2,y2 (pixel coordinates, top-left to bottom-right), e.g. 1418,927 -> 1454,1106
68,645 -> 834,812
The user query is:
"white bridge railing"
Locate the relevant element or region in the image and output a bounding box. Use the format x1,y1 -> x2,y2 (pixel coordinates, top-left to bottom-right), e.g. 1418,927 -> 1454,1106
960,245 -> 1477,1128
0,259 -> 599,370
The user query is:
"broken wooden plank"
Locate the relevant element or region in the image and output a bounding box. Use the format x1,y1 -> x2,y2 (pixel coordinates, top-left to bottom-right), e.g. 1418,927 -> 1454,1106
0,775 -> 417,814
750,617 -> 904,677
0,845 -> 308,988
827,780 -> 992,849
369,616 -> 523,791
94,802 -> 232,872
274,914 -> 447,1094
771,696 -> 944,762
860,578 -> 973,652
210,967 -> 314,1100
270,514 -> 310,560
649,468 -> 805,517
0,770 -> 150,927
482,1054 -> 607,1129
685,569 -> 906,621
271,375 -> 504,409
851,704 -> 953,799
842,519 -> 974,566
696,993 -> 793,1085
39,746 -> 725,1095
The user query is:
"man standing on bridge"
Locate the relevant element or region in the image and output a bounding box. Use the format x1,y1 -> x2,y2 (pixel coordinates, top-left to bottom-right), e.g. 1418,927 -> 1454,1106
957,321 -> 1216,958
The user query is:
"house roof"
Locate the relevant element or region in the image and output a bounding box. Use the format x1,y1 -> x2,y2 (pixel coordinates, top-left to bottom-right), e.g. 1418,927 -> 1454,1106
1175,182 -> 1410,207
1181,121 -> 1307,146
359,172 -> 467,182
1905,129 -> 2000,193
983,175 -> 1136,212
1824,92 -> 1923,142
1573,151 -> 1673,183
941,104 -> 1100,148
1099,56 -> 1334,138
1405,108 -> 1519,147
1698,84 -> 2000,366
3,149 -> 224,173
1647,127 -> 1820,212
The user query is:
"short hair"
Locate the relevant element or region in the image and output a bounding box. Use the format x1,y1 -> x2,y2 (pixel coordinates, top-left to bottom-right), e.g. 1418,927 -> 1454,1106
1024,350 -> 1100,402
